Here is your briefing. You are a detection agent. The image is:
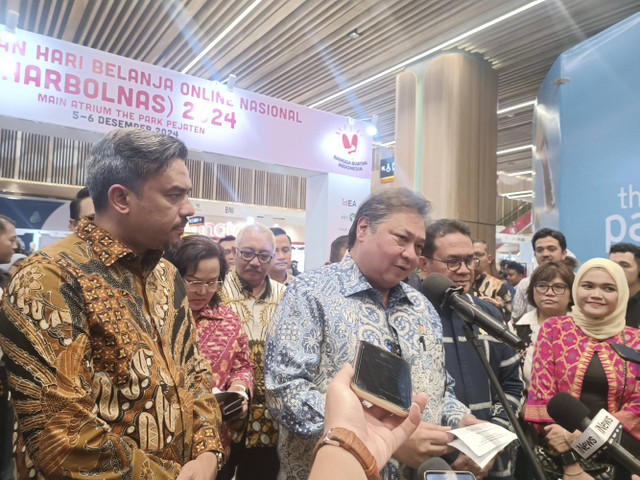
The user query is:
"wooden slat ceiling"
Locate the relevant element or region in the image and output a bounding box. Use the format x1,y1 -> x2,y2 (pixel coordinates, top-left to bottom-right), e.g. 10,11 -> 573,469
3,0 -> 639,174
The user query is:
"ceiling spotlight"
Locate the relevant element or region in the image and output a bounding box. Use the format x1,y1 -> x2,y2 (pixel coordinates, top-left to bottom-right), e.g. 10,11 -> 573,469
347,29 -> 361,40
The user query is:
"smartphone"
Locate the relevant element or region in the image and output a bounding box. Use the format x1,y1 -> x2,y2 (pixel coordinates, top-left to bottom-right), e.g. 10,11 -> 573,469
424,472 -> 476,480
351,340 -> 412,417
611,343 -> 640,365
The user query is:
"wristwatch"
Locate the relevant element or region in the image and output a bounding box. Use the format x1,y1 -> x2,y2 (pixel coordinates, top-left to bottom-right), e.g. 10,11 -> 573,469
312,427 -> 380,479
213,450 -> 225,471
558,450 -> 580,466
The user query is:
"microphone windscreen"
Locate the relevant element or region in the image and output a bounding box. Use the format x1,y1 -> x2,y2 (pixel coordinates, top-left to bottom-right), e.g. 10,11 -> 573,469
547,392 -> 590,431
415,457 -> 452,479
421,273 -> 456,306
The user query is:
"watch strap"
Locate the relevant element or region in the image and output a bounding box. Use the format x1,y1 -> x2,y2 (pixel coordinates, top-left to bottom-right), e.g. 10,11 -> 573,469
558,450 -> 580,466
312,427 -> 380,479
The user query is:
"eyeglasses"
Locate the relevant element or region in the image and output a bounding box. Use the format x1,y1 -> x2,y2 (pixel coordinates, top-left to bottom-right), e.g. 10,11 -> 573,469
428,256 -> 480,272
184,279 -> 222,291
238,249 -> 274,264
534,283 -> 568,295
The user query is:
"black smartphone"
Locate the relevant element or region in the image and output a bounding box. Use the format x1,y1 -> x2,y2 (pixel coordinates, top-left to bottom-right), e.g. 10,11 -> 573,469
611,343 -> 640,365
351,340 -> 412,417
214,391 -> 246,421
424,472 -> 476,480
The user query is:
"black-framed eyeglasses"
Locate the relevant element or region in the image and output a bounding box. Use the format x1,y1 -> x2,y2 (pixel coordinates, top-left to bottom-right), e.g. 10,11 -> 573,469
534,282 -> 568,295
184,279 -> 222,291
238,249 -> 274,264
428,256 -> 480,272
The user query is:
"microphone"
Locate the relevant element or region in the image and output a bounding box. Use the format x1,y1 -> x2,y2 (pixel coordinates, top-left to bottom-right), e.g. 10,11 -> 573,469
422,273 -> 525,349
547,392 -> 640,475
415,457 -> 451,480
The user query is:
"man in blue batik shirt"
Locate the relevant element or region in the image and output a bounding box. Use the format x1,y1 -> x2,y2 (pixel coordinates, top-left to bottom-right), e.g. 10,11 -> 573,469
265,188 -> 487,480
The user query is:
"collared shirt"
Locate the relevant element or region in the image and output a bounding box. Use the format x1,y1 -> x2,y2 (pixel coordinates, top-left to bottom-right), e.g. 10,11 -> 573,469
472,272 -> 512,321
511,277 -> 534,323
195,302 -> 254,454
0,218 -> 223,480
219,269 -> 285,449
265,254 -> 469,480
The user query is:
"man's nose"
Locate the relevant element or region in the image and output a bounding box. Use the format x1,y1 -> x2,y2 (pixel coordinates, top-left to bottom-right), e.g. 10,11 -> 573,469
181,197 -> 195,217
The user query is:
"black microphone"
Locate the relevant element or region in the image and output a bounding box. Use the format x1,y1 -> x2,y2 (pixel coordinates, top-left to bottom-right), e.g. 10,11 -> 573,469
415,457 -> 451,480
422,273 -> 525,349
547,392 -> 640,475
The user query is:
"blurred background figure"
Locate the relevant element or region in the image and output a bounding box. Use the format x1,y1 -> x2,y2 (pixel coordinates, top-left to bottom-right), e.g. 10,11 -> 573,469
219,235 -> 237,268
472,239 -> 512,321
269,227 -> 293,285
165,234 -> 253,477
68,186 -> 95,231
609,242 -> 640,327
328,234 -> 348,264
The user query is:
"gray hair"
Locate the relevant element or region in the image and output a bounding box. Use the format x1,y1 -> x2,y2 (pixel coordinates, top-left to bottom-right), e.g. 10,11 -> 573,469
347,187 -> 431,248
85,128 -> 188,212
236,223 -> 276,251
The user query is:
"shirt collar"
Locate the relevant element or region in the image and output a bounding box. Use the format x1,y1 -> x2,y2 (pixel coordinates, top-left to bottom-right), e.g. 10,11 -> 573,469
339,253 -> 416,306
76,217 -> 163,271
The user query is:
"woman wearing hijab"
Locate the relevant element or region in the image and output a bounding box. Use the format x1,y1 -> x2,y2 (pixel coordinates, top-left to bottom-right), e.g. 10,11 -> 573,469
525,258 -> 640,480
165,235 -> 253,478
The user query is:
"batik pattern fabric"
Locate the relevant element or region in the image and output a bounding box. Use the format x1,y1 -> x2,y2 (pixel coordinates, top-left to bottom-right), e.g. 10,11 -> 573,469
525,315 -> 640,439
219,270 -> 285,449
195,302 -> 254,455
472,272 -> 513,321
511,277 -> 534,323
0,218 -> 223,480
264,254 -> 469,480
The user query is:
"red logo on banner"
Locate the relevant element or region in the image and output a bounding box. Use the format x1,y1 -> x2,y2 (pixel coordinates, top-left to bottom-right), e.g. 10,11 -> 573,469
342,133 -> 358,154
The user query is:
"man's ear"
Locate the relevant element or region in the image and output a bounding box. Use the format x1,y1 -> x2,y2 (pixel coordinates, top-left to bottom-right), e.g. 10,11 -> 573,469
107,184 -> 134,215
355,217 -> 370,242
418,256 -> 430,276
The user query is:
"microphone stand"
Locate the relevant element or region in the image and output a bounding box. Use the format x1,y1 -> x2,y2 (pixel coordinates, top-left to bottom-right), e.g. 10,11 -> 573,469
462,322 -> 547,480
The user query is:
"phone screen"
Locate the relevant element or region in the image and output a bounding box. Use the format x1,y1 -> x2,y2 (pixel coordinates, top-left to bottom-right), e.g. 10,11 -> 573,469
353,341 -> 412,411
425,472 -> 476,480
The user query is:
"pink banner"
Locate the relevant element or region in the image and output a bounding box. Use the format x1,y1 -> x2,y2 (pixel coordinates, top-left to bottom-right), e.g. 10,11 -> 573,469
0,30 -> 372,178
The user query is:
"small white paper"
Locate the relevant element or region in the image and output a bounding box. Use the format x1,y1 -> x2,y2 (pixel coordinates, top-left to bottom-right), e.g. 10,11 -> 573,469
448,423 -> 518,469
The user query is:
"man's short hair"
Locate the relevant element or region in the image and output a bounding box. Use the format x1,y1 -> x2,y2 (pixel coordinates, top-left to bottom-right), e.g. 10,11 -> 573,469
0,214 -> 16,234
505,261 -> 525,275
270,227 -> 291,244
531,228 -> 567,251
329,235 -> 349,263
218,235 -> 236,243
85,128 -> 188,212
526,261 -> 575,307
236,223 -> 275,249
69,186 -> 91,221
422,219 -> 471,258
610,242 -> 640,278
472,239 -> 488,247
347,188 -> 431,249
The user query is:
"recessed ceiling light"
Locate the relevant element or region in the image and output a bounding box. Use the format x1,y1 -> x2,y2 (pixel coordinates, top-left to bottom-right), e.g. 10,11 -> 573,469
348,29 -> 361,40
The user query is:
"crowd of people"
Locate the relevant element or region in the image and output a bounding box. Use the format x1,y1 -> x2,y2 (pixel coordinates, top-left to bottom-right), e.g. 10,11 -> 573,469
0,127 -> 639,480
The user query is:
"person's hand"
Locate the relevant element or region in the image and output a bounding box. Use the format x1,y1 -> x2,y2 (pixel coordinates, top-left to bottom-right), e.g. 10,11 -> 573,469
451,452 -> 494,479
176,451 -> 218,480
392,422 -> 454,468
228,383 -> 250,417
324,363 -> 429,470
544,423 -> 578,454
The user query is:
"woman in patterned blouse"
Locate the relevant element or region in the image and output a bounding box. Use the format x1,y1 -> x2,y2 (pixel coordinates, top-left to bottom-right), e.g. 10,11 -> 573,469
525,258 -> 640,480
166,235 -> 254,463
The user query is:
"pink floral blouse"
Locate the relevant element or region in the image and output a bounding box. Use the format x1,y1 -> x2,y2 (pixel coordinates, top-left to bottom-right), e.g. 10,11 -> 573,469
525,315 -> 640,439
195,302 -> 254,453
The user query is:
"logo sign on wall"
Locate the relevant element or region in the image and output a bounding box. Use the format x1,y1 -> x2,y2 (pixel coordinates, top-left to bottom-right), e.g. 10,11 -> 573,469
380,157 -> 395,183
0,30 -> 372,178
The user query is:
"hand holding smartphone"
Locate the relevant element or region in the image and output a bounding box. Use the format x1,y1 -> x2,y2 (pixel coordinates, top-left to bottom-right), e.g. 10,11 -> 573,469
350,340 -> 412,417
